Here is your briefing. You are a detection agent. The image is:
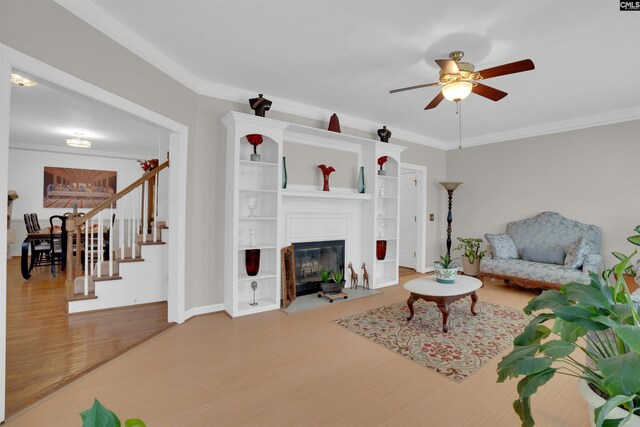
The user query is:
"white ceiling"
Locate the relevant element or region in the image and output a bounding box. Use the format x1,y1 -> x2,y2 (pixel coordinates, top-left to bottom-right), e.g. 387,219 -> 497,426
63,0 -> 640,148
10,70 -> 167,158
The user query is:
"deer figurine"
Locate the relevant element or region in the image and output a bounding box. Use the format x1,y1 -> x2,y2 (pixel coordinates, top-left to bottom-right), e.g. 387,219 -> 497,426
361,262 -> 370,290
347,262 -> 358,289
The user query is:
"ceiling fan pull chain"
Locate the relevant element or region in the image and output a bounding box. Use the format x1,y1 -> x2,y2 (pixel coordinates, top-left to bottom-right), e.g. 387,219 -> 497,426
457,101 -> 462,149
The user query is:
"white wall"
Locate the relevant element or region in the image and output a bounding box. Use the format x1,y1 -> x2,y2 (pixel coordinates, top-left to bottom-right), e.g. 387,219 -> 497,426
446,120 -> 640,268
7,147 -> 140,256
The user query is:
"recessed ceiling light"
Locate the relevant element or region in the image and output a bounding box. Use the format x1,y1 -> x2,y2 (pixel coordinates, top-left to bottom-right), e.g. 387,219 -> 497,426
66,133 -> 91,148
10,73 -> 38,87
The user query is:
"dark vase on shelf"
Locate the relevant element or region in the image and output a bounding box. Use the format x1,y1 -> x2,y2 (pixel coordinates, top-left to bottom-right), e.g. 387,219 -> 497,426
245,249 -> 261,276
376,240 -> 387,260
357,166 -> 365,194
282,156 -> 287,189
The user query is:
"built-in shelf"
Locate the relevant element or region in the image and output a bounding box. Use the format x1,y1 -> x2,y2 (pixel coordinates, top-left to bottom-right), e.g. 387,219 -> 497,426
239,160 -> 277,167
375,279 -> 397,288
376,258 -> 397,263
238,217 -> 277,221
238,244 -> 277,250
282,189 -> 373,200
237,298 -> 278,313
377,196 -> 398,200
238,271 -> 277,282
239,189 -> 278,194
377,175 -> 398,180
376,216 -> 397,220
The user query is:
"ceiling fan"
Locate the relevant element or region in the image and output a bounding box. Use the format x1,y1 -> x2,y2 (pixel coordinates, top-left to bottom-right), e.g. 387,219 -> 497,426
390,51 -> 535,110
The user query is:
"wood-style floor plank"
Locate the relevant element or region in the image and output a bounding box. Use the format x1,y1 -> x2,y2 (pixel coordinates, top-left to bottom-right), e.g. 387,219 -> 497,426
5,271 -> 589,426
4,257 -> 172,417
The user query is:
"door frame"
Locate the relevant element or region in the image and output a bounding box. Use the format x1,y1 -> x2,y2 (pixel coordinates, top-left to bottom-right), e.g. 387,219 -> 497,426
399,163 -> 427,273
0,43 -> 190,421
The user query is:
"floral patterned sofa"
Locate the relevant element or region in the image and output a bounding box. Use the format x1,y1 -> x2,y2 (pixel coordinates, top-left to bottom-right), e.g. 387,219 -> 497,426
479,212 -> 602,290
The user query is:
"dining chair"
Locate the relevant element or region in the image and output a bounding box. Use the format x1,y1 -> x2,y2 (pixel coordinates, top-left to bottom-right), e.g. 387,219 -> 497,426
24,213 -> 50,267
49,215 -> 68,277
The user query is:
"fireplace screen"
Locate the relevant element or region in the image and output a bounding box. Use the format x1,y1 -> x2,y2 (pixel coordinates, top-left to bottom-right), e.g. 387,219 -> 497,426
292,240 -> 345,296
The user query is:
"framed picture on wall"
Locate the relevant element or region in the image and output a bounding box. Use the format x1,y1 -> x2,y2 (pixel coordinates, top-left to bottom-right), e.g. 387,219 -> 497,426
43,166 -> 117,209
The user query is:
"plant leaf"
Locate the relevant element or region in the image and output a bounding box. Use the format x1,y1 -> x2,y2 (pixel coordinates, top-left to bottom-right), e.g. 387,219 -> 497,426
539,340 -> 576,358
513,356 -> 553,376
598,353 -> 640,396
553,318 -> 587,342
513,397 -> 535,427
613,325 -> 640,353
523,290 -> 568,315
124,419 -> 146,427
554,306 -> 611,330
514,314 -> 555,346
517,368 -> 557,398
497,345 -> 539,382
612,252 -> 627,262
81,399 -> 119,427
562,282 -> 611,311
594,394 -> 636,427
628,235 -> 640,246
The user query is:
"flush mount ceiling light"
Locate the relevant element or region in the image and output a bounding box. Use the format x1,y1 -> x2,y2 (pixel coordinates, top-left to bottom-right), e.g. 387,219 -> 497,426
66,133 -> 92,148
10,73 -> 38,87
441,81 -> 473,102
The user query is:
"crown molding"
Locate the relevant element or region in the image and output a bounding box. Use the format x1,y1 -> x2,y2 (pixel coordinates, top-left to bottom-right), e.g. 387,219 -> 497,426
53,0 -> 447,151
9,141 -> 151,160
53,0 -> 640,154
445,106 -> 640,150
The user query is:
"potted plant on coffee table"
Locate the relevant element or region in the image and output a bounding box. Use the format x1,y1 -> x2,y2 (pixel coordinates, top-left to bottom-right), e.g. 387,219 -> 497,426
434,253 -> 458,284
496,226 -> 640,427
454,237 -> 485,276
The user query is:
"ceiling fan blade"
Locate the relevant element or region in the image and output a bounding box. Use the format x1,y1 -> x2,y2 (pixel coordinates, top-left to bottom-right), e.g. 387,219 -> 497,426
424,92 -> 445,110
435,59 -> 460,75
472,83 -> 508,101
476,59 -> 535,80
389,82 -> 440,94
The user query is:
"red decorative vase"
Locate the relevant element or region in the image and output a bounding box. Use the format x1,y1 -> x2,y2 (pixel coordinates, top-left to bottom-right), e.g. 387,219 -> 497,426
376,240 -> 387,260
245,249 -> 261,276
318,164 -> 336,192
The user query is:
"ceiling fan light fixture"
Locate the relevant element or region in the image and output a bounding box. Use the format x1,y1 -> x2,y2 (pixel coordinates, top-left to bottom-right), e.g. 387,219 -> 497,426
442,81 -> 472,102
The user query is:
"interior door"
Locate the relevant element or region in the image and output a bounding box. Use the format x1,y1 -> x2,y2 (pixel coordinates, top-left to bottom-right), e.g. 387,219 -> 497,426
399,171 -> 418,268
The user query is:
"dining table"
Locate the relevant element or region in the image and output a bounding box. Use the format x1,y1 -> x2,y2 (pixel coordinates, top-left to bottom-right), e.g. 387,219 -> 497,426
20,227 -> 108,280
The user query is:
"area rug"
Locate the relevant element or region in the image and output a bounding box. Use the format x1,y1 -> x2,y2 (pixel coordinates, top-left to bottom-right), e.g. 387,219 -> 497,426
334,300 -> 530,382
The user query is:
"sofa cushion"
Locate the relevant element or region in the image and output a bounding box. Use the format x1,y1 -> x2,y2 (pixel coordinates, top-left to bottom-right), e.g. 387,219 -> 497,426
564,238 -> 592,269
480,258 -> 589,286
522,247 -> 565,265
485,234 -> 519,259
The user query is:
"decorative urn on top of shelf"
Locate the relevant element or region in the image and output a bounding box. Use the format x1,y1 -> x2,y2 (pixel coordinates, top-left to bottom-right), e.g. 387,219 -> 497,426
328,113 -> 341,133
248,94 -> 272,117
378,156 -> 388,175
377,126 -> 391,142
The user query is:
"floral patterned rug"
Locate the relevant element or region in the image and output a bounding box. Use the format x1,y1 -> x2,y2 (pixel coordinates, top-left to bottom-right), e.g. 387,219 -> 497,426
334,300 -> 530,383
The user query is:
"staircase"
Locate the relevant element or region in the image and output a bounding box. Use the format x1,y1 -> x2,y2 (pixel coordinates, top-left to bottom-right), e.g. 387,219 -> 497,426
63,160 -> 170,314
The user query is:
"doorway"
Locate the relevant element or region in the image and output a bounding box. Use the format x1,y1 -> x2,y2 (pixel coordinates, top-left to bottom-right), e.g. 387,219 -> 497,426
398,163 -> 427,273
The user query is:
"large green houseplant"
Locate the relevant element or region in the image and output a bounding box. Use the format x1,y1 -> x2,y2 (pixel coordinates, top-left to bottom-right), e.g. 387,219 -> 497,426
497,227 -> 640,426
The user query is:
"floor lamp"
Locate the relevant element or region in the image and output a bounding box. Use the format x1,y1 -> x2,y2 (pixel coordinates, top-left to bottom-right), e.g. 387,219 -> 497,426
439,182 -> 462,258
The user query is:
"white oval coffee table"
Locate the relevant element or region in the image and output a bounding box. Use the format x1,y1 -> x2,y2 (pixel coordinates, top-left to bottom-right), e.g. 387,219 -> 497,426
404,275 -> 482,333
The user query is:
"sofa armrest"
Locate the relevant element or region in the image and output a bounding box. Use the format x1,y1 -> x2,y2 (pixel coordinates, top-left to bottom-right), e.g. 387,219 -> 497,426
582,254 -> 602,274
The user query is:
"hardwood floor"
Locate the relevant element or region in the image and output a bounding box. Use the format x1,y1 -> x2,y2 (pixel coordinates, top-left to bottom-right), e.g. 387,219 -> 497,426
5,271 -> 588,426
4,257 -> 172,417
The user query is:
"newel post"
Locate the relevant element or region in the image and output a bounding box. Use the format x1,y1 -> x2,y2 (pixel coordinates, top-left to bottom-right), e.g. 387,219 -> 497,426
65,217 -> 76,302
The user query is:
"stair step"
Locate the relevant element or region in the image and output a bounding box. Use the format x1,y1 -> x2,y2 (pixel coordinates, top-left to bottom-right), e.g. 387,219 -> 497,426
67,294 -> 98,302
72,276 -> 95,296
93,275 -> 123,282
139,241 -> 165,246
117,257 -> 145,263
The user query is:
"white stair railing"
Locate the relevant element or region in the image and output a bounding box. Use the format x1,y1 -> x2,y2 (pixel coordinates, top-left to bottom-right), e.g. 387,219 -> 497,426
64,160 -> 169,299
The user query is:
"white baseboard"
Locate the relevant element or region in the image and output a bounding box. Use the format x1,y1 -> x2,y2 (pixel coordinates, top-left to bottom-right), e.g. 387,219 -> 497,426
184,303 -> 225,320
422,266 -> 434,273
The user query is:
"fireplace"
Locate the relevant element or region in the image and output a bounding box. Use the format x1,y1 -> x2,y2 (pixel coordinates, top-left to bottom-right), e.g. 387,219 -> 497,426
293,240 -> 345,296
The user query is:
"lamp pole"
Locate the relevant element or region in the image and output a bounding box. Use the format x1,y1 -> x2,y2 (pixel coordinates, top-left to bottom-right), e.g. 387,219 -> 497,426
439,182 -> 462,258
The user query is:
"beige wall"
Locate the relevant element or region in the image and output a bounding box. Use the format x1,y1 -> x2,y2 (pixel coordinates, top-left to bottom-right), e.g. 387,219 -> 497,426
1,0 -> 446,310
446,120 -> 640,267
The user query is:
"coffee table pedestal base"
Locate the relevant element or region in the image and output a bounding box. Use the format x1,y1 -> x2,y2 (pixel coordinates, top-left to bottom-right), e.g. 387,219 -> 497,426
406,291 -> 478,333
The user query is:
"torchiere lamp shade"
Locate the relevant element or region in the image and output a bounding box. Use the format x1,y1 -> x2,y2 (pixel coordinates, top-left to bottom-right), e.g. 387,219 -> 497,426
439,182 -> 462,192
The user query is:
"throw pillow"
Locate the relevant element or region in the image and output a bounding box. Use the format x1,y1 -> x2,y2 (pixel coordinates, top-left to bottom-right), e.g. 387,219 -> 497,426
522,247 -> 566,265
564,238 -> 593,269
485,234 -> 519,260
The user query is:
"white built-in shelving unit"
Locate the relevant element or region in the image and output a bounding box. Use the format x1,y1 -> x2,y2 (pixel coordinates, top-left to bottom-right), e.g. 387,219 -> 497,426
222,112 -> 405,317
